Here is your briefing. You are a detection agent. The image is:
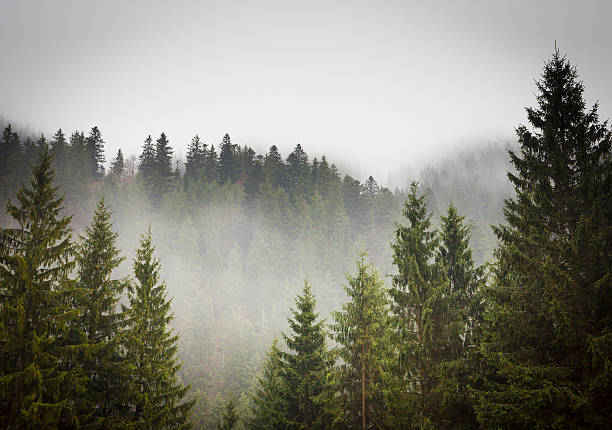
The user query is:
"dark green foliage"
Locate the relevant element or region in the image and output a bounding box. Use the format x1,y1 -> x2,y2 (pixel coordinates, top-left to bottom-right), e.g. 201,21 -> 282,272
476,50 -> 612,428
123,228 -> 194,429
388,181 -> 444,429
111,149 -> 125,178
219,133 -> 239,184
282,281 -> 330,429
249,340 -> 291,430
329,253 -> 392,429
216,396 -> 238,430
432,203 -> 483,429
0,147 -> 82,429
85,126 -> 106,180
73,197 -> 130,428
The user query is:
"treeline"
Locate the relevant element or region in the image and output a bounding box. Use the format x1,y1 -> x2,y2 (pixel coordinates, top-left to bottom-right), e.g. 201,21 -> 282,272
1,50 -> 610,429
0,149 -> 193,428
244,51 -> 611,429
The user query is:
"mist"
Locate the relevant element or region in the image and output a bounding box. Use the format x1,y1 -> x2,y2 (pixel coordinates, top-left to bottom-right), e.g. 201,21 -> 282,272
1,1 -> 611,429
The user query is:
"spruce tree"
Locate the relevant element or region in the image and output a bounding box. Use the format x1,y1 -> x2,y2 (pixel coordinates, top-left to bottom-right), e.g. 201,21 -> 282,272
85,126 -> 106,180
0,146 -> 82,429
123,228 -> 194,429
215,396 -> 238,430
218,133 -> 238,184
154,132 -> 175,202
433,203 -> 483,429
184,135 -> 206,187
249,339 -> 291,430
111,149 -> 125,178
388,181 -> 445,429
476,50 -> 612,428
282,280 -> 329,429
329,253 -> 392,430
73,197 -> 130,428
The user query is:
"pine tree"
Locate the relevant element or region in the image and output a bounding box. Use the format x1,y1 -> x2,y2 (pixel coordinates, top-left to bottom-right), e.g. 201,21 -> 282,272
249,339 -> 291,430
388,181 -> 445,429
329,253 -> 392,430
283,280 -> 330,429
218,133 -> 238,184
216,396 -> 238,430
285,144 -> 309,198
204,144 -> 219,183
0,146 -> 82,429
264,145 -> 285,188
154,132 -> 175,202
111,149 -> 125,178
73,197 -> 130,428
432,203 -> 483,429
123,228 -> 194,429
184,135 -> 206,187
85,126 -> 106,180
476,50 -> 612,428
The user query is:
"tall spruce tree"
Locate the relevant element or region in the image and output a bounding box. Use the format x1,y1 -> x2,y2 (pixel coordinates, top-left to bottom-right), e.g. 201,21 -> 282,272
388,181 -> 445,429
329,253 -> 392,430
218,133 -> 238,184
432,203 -> 483,429
249,339 -> 291,430
123,228 -> 194,429
475,50 -> 612,428
85,126 -> 106,180
111,149 -> 125,178
283,280 -> 330,429
0,146 -> 82,429
73,197 -> 130,428
154,132 -> 175,203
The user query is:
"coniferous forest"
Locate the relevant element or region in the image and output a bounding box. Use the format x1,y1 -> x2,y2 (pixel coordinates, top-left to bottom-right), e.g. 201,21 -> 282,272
1,48 -> 611,429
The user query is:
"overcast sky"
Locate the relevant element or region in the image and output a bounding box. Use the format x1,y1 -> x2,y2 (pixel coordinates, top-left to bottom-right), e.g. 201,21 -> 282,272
1,0 -> 611,183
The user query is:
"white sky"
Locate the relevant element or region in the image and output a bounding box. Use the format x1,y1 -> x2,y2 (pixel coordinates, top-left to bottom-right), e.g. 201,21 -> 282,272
1,0 -> 611,183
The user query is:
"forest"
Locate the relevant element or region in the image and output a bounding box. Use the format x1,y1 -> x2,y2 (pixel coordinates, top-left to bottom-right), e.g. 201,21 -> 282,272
0,51 -> 610,429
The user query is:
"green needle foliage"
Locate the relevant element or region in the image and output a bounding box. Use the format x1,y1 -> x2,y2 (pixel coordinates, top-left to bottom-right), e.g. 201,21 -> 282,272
216,396 -> 238,430
329,252 -> 392,430
282,281 -> 330,430
388,181 -> 445,429
476,50 -> 612,428
123,228 -> 194,429
73,196 -> 130,428
433,203 -> 484,429
0,146 -> 82,429
249,339 -> 291,430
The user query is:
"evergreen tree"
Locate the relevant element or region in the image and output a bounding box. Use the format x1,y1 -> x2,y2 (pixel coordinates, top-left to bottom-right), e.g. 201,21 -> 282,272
0,146 -> 82,429
388,181 -> 445,429
329,253 -> 392,430
184,134 -> 206,186
283,281 -> 330,429
85,126 -> 106,179
204,144 -> 219,183
111,149 -> 125,178
285,144 -> 309,198
139,135 -> 156,184
476,50 -> 612,428
249,339 -> 291,430
432,203 -> 483,429
73,197 -> 130,428
219,133 -> 238,184
123,228 -> 194,429
216,396 -> 238,430
154,132 -> 175,201
264,145 -> 285,188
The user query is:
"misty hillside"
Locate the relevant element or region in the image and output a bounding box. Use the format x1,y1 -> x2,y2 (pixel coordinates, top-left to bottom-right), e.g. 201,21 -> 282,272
0,122 -> 512,426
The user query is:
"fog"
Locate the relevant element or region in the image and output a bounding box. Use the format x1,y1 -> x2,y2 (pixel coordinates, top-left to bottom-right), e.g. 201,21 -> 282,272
1,1 -> 611,427
1,1 -> 611,183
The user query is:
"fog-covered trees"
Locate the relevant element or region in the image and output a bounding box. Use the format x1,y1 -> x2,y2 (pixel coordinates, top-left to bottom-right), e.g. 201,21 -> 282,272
0,147 -> 81,428
329,254 -> 392,429
476,50 -> 612,428
123,228 -> 194,429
